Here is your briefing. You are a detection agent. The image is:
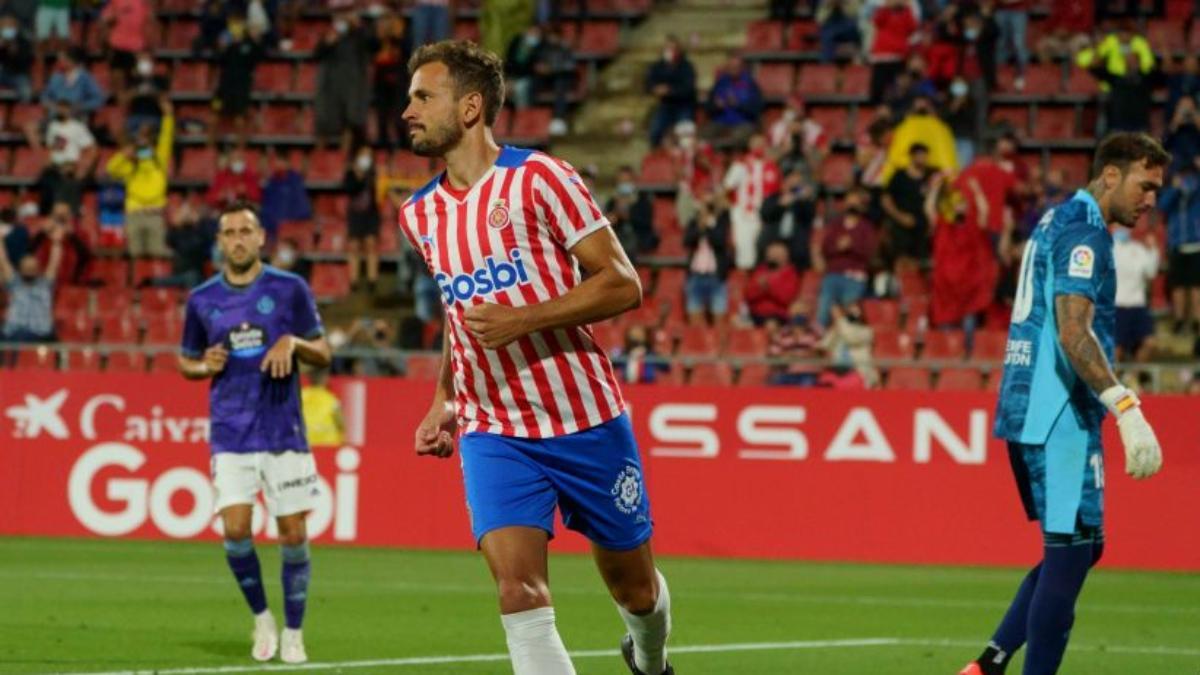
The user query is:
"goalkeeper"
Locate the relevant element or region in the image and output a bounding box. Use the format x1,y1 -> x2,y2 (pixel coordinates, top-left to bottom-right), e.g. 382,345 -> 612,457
960,132 -> 1167,675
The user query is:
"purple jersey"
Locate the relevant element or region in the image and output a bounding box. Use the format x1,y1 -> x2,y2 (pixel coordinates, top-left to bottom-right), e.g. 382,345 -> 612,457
181,265 -> 324,454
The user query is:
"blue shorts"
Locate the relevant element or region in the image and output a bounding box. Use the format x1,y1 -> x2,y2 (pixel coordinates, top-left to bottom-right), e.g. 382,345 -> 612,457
459,413 -> 653,551
1007,405 -> 1104,535
1114,306 -> 1153,354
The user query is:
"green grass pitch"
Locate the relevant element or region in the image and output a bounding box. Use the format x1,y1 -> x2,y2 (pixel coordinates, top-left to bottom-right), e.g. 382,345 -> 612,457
1,537 -> 1197,674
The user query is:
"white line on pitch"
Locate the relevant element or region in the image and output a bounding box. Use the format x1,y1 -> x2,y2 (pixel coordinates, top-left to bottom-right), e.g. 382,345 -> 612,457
49,636 -> 1200,675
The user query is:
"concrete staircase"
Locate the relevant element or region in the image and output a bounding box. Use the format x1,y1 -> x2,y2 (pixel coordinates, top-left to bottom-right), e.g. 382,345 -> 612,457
551,0 -> 765,184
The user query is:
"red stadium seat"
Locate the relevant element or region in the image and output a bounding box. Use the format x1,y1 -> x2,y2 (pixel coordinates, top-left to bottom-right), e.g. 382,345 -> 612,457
278,220 -> 318,250
795,63 -> 837,96
840,64 -> 870,95
639,151 -> 675,185
725,327 -> 768,357
89,258 -> 129,287
14,346 -> 58,371
1048,152 -> 1092,186
105,350 -> 146,373
998,64 -> 1061,96
64,347 -> 103,372
588,321 -> 624,353
689,362 -> 734,386
577,22 -> 620,55
165,20 -> 200,50
922,330 -> 967,361
143,316 -> 183,346
808,105 -> 849,142
306,149 -> 345,184
861,298 -> 900,328
295,62 -> 318,94
936,367 -> 984,391
756,62 -> 796,98
1033,107 -> 1078,140
310,262 -> 351,299
171,61 -> 210,94
99,314 -> 139,344
148,351 -> 179,373
745,20 -> 783,49
95,288 -> 135,317
56,311 -> 96,342
654,268 -> 686,304
254,62 -> 293,95
1064,67 -> 1099,96
11,147 -> 48,180
737,362 -> 770,386
972,330 -> 1008,362
55,286 -> 91,315
8,103 -> 42,130
1146,19 -> 1187,52
404,353 -> 443,380
885,366 -> 931,390
989,106 -> 1029,134
289,21 -> 326,52
676,325 -> 720,357
132,259 -> 173,287
873,329 -> 915,360
178,146 -> 217,181
509,107 -> 552,142
317,220 -> 348,253
897,271 -> 928,300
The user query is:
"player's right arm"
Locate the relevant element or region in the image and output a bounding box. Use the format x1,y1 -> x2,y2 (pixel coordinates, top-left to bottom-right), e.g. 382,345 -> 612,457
414,328 -> 456,458
178,294 -> 228,380
1054,226 -> 1162,479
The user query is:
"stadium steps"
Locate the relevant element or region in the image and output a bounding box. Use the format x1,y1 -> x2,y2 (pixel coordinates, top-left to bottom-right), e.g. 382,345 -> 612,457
551,0 -> 764,183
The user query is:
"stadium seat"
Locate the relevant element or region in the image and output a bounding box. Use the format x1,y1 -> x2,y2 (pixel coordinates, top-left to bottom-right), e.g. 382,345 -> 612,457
171,61 -> 210,94
737,362 -> 770,386
278,220 -> 318,250
55,286 -> 91,316
14,346 -> 57,371
784,20 -> 818,50
972,330 -> 1008,362
873,329 -> 915,360
290,21 -> 327,52
756,63 -> 796,99
140,287 -> 183,316
306,149 -> 346,184
577,21 -> 620,55
675,325 -> 720,357
89,258 -> 130,288
317,220 -> 348,253
1049,152 -> 1092,186
95,288 -> 135,317
254,62 -> 293,96
896,271 -> 928,300
861,298 -> 900,328
885,366 -> 931,390
1033,107 -> 1078,140
405,353 -> 443,380
11,147 -> 48,180
132,259 -> 173,287
725,327 -> 768,357
654,267 -> 686,305
922,330 -> 966,361
294,62 -> 318,95
99,314 -> 139,344
689,362 -> 734,387
1064,67 -> 1099,96
808,105 -> 848,142
663,362 -> 687,386
64,347 -> 102,372
8,103 -> 42,131
1146,19 -> 1187,52
178,146 -> 217,181
589,321 -> 624,353
56,311 -> 96,342
165,19 -> 200,50
310,262 -> 351,299
639,151 -> 675,185
148,351 -> 179,373
745,20 -> 784,49
989,106 -> 1029,134
795,64 -> 837,96
509,107 -> 552,143
936,367 -> 984,391
840,65 -> 870,96
105,350 -> 146,373
999,64 -> 1061,96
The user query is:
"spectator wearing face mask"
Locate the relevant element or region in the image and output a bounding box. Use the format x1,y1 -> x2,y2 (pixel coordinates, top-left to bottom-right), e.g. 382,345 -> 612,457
744,240 -> 801,330
260,151 -> 313,240
101,0 -> 152,98
39,48 -> 105,118
144,194 -> 213,289
724,134 -> 782,270
703,53 -> 763,148
122,52 -> 170,139
1112,225 -> 1160,362
760,167 -> 817,270
0,14 -> 33,101
1166,97 -> 1200,176
207,149 -> 262,211
211,12 -> 266,148
925,174 -> 996,343
819,301 -> 878,388
1159,161 -> 1200,335
605,165 -> 658,263
315,10 -> 373,153
611,324 -> 670,384
30,98 -> 96,216
880,93 -> 957,184
867,0 -> 918,104
942,77 -> 977,167
505,24 -> 543,109
766,95 -> 830,179
646,35 -> 698,147
814,186 -> 877,327
31,202 -> 93,286
106,96 -> 174,258
0,219 -> 64,344
684,191 -> 733,327
767,299 -> 824,386
344,147 -> 381,294
270,237 -> 311,282
670,120 -> 718,230
882,142 -> 934,274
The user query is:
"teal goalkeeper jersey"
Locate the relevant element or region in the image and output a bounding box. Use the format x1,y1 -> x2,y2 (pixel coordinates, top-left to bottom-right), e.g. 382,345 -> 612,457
993,189 -> 1116,444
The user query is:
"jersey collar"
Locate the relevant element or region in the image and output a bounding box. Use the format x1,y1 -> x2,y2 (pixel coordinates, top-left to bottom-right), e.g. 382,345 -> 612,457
1071,189 -> 1104,226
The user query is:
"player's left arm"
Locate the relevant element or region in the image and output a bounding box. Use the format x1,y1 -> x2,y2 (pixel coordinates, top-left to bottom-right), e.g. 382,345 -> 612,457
464,226 -> 641,349
261,281 -> 332,378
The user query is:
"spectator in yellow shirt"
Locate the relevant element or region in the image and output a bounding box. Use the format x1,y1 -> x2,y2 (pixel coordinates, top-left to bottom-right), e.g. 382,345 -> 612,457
106,96 -> 173,258
301,369 -> 344,447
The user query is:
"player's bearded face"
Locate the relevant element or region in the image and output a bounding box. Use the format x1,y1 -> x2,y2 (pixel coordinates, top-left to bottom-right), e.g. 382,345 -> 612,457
1112,163 -> 1163,227
410,107 -> 463,157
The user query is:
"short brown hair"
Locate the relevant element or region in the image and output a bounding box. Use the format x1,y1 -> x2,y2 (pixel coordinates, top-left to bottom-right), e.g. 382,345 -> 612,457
408,40 -> 505,126
1092,132 -> 1171,179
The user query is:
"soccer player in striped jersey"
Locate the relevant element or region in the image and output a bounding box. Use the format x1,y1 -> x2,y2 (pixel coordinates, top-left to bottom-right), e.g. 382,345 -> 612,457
960,134 -> 1167,675
399,41 -> 673,675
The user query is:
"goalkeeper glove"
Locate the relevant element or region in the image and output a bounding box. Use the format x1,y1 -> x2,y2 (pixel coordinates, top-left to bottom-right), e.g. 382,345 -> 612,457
1099,385 -> 1163,480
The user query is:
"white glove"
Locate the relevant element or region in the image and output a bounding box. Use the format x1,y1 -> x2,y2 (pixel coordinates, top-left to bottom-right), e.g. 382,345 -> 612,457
1099,386 -> 1163,480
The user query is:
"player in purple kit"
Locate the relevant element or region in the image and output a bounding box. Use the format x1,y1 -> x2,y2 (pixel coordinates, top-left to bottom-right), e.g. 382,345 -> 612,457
178,203 -> 331,664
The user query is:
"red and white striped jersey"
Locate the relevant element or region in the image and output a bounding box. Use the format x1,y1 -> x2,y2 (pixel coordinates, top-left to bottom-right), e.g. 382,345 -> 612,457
723,153 -> 781,213
398,146 -> 626,438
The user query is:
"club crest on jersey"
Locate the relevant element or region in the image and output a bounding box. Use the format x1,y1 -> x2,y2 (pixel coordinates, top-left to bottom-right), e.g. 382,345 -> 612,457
611,465 -> 643,515
1068,245 -> 1095,278
435,249 -> 531,305
487,199 -> 511,229
256,295 -> 275,315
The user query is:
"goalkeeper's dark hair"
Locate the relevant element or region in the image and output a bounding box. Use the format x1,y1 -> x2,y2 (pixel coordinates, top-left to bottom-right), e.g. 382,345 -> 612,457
217,201 -> 262,229
1092,132 -> 1171,179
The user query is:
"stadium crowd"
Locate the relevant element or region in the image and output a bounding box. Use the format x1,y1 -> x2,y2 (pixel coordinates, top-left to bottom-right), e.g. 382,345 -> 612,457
0,0 -> 1198,393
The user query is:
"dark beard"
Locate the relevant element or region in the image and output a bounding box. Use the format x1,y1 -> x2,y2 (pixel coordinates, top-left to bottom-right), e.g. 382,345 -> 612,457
227,255 -> 258,276
411,121 -> 464,157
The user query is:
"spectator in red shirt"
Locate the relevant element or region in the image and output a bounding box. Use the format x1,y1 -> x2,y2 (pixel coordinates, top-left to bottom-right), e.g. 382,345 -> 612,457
925,174 -> 997,341
815,186 -> 877,327
206,149 -> 263,210
1036,0 -> 1093,63
767,299 -> 823,386
868,0 -> 918,103
670,119 -> 718,237
32,202 -> 92,286
745,240 -> 800,329
956,132 -> 1027,237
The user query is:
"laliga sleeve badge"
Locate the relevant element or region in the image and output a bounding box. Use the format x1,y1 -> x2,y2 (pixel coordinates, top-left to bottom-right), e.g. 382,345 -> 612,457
1068,245 -> 1094,279
488,198 -> 511,229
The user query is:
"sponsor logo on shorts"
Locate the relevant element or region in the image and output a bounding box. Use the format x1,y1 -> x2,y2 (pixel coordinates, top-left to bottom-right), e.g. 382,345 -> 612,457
611,465 -> 643,515
278,473 -> 319,492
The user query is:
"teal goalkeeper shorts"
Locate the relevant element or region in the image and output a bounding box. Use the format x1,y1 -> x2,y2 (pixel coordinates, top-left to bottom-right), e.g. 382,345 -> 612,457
1007,404 -> 1105,535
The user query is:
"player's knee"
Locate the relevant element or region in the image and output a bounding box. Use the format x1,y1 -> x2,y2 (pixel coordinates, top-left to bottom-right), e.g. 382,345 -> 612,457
278,531 -> 307,548
495,576 -> 552,613
611,577 -> 657,615
223,523 -> 252,541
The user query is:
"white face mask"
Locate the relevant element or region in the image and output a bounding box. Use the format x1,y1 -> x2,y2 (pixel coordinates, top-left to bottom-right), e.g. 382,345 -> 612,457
950,80 -> 968,97
230,160 -> 246,174
678,135 -> 695,151
334,20 -> 349,35
137,60 -> 153,76
277,247 -> 296,265
356,155 -> 372,171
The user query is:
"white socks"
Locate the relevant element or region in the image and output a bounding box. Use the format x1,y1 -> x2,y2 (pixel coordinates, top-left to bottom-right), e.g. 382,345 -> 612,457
500,606 -> 576,675
616,569 -> 672,675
